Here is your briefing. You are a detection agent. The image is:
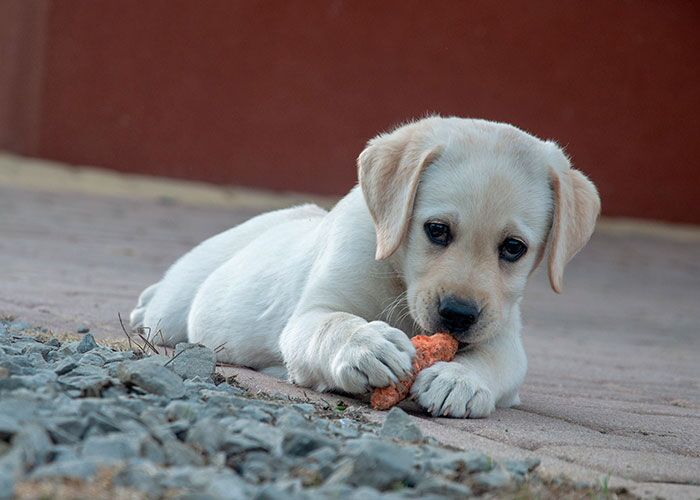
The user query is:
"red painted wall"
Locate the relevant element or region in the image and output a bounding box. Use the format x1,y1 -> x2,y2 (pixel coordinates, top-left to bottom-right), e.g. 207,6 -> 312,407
2,1 -> 699,223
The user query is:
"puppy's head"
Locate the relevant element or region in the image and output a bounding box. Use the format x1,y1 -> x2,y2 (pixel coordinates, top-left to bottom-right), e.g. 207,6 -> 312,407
359,117 -> 600,344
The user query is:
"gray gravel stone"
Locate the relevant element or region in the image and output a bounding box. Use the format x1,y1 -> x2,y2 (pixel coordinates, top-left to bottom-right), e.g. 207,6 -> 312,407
4,370 -> 57,390
59,365 -> 114,395
76,324 -> 90,334
13,423 -> 52,467
76,333 -> 98,353
240,406 -> 274,423
0,465 -> 14,500
282,430 -> 337,457
205,470 -> 252,498
503,457 -> 540,478
472,466 -> 513,491
275,410 -> 310,431
234,420 -> 283,454
159,465 -> 204,489
47,445 -> 80,463
46,416 -> 88,444
254,483 -> 292,500
331,438 -> 416,490
169,343 -> 216,380
84,410 -> 124,434
53,356 -> 78,375
380,407 -> 423,442
79,352 -> 106,366
92,346 -> 134,364
329,418 -> 361,439
165,400 -> 202,422
81,434 -> 143,460
30,459 -> 99,480
415,476 -> 473,497
0,415 -> 19,440
7,321 -> 31,332
222,434 -> 271,456
163,439 -> 206,466
0,397 -> 40,420
117,358 -> 186,398
290,403 -> 315,415
240,450 -> 276,482
426,448 -> 493,475
186,418 -> 227,454
112,460 -> 163,496
141,436 -> 166,465
21,342 -> 55,360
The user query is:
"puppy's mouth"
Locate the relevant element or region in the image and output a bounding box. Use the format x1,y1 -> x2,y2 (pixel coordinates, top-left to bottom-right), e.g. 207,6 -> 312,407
456,340 -> 472,352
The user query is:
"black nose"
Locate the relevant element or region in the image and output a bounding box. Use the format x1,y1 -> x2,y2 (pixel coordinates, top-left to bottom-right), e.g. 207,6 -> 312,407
439,296 -> 480,334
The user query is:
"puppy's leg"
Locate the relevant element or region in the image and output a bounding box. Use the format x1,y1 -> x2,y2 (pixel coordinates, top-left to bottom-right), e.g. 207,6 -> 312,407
130,282 -> 159,328
280,311 -> 415,394
411,326 -> 527,418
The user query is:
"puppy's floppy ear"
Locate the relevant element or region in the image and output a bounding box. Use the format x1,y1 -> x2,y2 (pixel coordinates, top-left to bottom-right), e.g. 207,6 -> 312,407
358,124 -> 443,260
546,149 -> 601,293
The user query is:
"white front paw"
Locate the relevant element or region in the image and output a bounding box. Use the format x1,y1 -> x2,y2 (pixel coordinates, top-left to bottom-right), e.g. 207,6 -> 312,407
411,362 -> 495,418
331,321 -> 415,394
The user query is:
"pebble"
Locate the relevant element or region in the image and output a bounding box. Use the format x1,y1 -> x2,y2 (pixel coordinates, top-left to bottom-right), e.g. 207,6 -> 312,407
112,460 -> 163,497
337,438 -> 416,490
45,416 -> 88,444
282,429 -> 337,457
117,357 -> 186,398
169,343 -> 216,380
0,467 -> 14,500
81,434 -> 142,460
76,333 -> 98,353
163,439 -> 206,466
186,418 -> 227,454
0,415 -> 20,439
472,466 -> 513,492
54,357 -> 78,375
504,457 -> 541,479
30,459 -> 98,480
205,470 -> 251,499
414,476 -> 473,497
7,321 -> 31,332
379,407 -> 423,442
76,325 -> 90,334
0,320 -> 544,497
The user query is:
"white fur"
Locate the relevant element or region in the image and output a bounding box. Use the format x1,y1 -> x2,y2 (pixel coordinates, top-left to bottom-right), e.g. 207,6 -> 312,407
131,116 -> 599,418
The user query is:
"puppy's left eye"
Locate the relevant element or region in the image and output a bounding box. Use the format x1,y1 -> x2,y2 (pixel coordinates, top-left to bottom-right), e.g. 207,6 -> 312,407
499,238 -> 527,262
424,222 -> 451,246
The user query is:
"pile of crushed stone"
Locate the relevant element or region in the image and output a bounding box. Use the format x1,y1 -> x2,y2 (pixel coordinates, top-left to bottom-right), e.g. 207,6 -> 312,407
0,318 -> 616,499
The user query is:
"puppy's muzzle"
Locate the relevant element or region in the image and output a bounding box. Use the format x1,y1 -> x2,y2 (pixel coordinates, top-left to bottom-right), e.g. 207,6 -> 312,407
438,296 -> 480,335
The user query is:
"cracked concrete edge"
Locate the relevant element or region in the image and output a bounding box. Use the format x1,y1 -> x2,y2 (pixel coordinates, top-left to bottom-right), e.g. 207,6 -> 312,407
1,151 -> 699,239
219,365 -> 700,499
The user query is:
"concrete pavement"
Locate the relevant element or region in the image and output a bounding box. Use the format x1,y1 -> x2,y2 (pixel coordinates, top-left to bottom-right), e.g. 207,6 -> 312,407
1,153 -> 699,498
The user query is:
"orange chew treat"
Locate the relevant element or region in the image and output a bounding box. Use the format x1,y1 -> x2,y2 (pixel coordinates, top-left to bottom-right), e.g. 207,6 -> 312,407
371,333 -> 459,410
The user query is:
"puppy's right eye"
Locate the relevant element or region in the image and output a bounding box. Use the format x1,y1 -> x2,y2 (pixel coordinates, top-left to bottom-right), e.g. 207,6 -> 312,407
424,222 -> 451,247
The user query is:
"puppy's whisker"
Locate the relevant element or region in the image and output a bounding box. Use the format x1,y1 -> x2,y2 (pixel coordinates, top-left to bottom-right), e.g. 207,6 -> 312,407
396,307 -> 417,330
379,291 -> 408,325
382,291 -> 411,327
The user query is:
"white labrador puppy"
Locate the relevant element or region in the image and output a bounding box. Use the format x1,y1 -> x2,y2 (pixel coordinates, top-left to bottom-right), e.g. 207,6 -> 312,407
130,116 -> 600,418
